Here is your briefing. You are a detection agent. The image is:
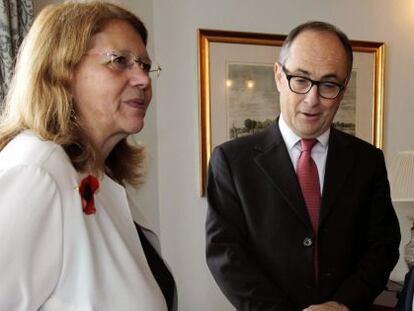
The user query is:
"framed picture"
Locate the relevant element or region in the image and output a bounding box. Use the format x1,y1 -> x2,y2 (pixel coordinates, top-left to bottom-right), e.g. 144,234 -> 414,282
198,29 -> 385,195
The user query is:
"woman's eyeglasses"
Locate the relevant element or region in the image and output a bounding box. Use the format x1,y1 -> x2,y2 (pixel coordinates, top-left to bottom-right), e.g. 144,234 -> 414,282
87,50 -> 162,77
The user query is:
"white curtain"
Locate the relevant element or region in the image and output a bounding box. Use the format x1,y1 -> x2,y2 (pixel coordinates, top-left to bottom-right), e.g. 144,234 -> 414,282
0,0 -> 33,106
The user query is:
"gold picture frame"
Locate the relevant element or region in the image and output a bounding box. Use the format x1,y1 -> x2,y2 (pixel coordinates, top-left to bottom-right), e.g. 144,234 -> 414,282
198,29 -> 385,196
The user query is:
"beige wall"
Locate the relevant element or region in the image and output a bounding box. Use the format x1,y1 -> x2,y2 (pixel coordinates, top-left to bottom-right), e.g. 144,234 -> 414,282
32,0 -> 414,309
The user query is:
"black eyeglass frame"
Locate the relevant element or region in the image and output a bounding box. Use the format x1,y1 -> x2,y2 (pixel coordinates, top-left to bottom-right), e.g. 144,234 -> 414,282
282,65 -> 345,100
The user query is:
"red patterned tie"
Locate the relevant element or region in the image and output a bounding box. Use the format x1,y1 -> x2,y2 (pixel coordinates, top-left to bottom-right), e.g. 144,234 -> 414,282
297,139 -> 321,279
297,139 -> 321,233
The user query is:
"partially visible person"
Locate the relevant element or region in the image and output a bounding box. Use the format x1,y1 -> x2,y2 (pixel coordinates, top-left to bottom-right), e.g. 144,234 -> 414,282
0,2 -> 175,310
396,266 -> 414,311
206,21 -> 400,311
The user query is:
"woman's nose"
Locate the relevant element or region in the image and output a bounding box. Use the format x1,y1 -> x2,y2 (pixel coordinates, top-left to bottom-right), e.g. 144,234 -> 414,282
128,64 -> 151,89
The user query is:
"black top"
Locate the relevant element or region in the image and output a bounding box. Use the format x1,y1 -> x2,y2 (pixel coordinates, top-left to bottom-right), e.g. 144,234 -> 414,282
396,267 -> 414,311
135,223 -> 175,311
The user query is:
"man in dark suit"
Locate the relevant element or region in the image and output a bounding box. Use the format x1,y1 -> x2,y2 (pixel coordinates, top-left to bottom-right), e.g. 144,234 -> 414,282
206,21 -> 401,311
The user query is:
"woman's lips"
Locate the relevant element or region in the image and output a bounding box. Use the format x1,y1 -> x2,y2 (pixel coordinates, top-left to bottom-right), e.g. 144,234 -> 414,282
123,98 -> 146,109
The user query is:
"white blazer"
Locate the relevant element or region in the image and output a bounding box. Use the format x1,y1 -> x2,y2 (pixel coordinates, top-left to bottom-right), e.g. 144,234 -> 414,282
0,131 -> 176,311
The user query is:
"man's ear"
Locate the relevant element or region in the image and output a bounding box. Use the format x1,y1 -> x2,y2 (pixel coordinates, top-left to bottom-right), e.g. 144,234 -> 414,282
274,62 -> 283,92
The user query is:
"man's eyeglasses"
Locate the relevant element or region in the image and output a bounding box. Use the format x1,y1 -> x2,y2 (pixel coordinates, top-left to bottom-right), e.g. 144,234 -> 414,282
88,51 -> 162,77
282,66 -> 344,99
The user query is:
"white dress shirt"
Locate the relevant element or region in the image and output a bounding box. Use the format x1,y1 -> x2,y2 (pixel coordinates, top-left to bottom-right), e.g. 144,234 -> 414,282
0,131 -> 167,311
278,115 -> 330,193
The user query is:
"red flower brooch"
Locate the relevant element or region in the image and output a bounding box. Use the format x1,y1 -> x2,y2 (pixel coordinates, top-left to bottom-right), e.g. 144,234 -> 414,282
79,175 -> 100,215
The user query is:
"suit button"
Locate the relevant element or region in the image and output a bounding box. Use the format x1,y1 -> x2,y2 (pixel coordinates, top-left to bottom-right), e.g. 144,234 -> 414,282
303,237 -> 313,247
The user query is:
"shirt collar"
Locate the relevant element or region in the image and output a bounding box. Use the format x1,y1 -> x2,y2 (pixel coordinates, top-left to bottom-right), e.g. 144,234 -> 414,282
278,114 -> 330,151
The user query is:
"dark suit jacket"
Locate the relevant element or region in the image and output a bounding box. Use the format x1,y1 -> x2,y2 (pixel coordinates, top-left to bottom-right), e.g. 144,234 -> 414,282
396,267 -> 414,310
206,120 -> 400,311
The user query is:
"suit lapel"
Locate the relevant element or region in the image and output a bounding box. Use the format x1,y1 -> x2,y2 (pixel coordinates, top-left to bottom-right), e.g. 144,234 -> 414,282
253,121 -> 312,230
253,123 -> 357,231
319,129 -> 356,227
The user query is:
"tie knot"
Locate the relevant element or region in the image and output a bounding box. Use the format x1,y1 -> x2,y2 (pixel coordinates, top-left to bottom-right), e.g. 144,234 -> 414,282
300,139 -> 318,152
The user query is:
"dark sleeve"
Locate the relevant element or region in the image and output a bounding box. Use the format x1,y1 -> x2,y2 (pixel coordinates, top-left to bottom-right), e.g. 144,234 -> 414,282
332,150 -> 401,309
396,267 -> 414,311
205,146 -> 296,311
